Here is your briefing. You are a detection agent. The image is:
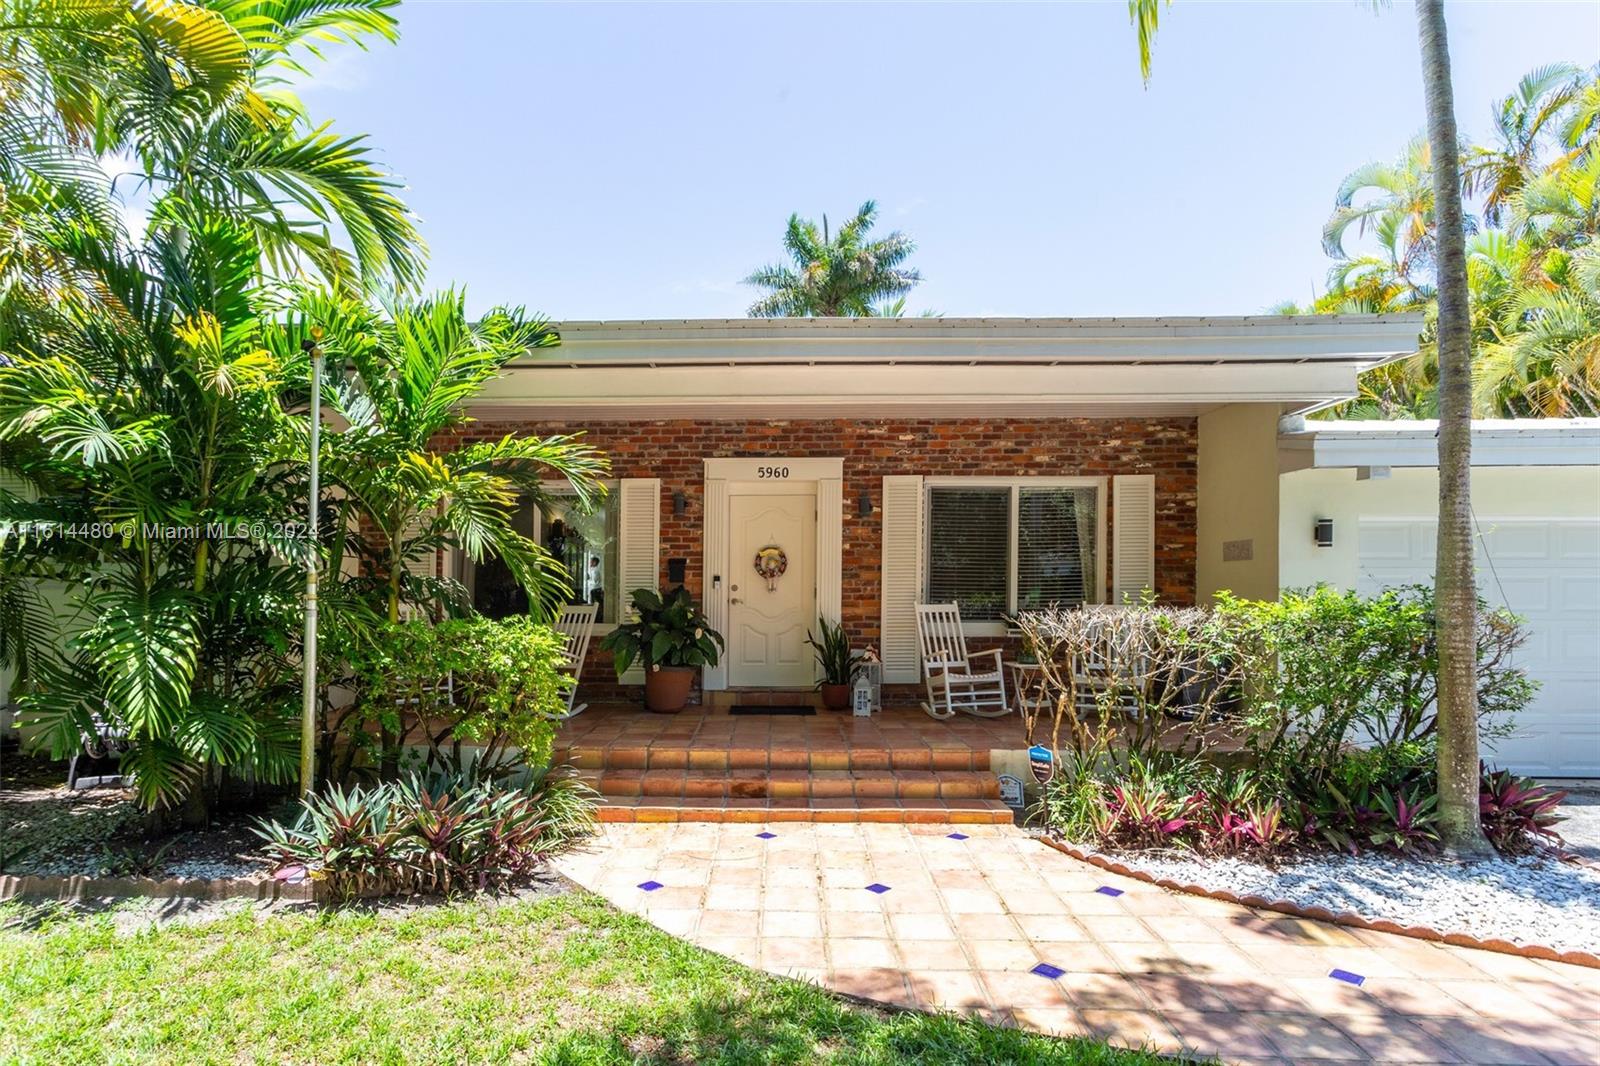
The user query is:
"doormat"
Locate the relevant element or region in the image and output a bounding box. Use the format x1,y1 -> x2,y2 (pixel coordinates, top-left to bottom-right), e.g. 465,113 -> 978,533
728,705 -> 816,716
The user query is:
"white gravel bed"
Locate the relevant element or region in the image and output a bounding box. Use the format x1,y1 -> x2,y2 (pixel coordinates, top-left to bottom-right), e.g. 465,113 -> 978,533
1083,844 -> 1600,955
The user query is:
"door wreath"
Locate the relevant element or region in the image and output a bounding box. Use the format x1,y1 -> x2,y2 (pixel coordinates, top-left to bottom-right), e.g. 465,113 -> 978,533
753,545 -> 787,591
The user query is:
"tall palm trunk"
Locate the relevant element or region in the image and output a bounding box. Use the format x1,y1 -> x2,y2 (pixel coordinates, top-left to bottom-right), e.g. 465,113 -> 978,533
1415,0 -> 1491,858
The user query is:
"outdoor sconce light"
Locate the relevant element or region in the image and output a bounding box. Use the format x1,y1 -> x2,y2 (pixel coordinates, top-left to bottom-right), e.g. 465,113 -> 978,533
1314,518 -> 1335,548
857,489 -> 873,518
673,490 -> 687,515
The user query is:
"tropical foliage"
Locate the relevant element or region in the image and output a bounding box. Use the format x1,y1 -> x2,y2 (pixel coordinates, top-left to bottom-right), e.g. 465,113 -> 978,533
0,1 -> 602,815
255,766 -> 597,899
1021,592 -> 1557,859
744,200 -> 923,317
1294,63 -> 1600,418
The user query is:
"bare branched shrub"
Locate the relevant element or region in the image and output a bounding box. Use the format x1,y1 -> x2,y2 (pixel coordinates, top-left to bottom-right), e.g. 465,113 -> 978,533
1014,605 -> 1257,765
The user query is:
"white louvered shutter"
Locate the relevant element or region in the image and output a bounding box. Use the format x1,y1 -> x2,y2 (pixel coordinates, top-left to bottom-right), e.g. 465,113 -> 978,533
879,475 -> 924,684
1111,474 -> 1156,605
616,478 -> 661,684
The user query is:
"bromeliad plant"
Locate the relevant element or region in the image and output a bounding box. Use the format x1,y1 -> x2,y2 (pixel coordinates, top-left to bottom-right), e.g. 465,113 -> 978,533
1479,768 -> 1568,854
600,587 -> 724,674
255,766 -> 596,900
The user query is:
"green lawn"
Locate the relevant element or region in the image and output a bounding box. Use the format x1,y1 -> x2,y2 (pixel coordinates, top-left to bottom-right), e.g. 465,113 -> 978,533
0,892 -> 1182,1065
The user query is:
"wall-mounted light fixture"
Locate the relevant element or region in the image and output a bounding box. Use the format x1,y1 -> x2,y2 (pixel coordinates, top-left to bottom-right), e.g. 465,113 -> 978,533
857,489 -> 873,518
1314,517 -> 1334,548
672,490 -> 687,515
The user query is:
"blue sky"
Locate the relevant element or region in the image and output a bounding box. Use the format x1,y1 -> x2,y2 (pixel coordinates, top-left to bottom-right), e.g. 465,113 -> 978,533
297,1 -> 1599,320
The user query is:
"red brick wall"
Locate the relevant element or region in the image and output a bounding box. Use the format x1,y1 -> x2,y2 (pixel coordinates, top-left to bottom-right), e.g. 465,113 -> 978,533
452,417 -> 1198,705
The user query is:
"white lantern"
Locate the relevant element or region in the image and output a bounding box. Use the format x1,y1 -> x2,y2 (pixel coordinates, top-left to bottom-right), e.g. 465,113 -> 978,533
855,647 -> 883,715
852,673 -> 873,716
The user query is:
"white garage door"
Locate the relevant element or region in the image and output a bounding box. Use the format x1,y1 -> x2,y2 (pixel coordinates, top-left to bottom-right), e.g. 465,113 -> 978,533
1358,517 -> 1600,778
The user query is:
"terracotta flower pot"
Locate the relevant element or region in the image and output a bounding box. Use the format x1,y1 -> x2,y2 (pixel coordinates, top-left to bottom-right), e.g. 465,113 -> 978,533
644,665 -> 695,713
820,683 -> 852,711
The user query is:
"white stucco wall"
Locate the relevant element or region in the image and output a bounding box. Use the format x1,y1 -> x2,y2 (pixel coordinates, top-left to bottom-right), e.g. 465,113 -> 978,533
1280,465 -> 1600,591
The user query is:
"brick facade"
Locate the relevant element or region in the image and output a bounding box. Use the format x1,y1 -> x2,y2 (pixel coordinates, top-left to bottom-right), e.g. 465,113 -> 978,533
452,417 -> 1198,704
457,416 -> 1196,704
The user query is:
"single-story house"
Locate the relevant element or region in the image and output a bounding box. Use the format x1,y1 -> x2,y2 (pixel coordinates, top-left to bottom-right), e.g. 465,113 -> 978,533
445,315 -> 1427,704
1279,417 -> 1600,778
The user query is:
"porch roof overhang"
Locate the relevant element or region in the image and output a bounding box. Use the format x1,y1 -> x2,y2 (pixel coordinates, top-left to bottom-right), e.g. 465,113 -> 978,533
471,314 -> 1424,421
1278,416 -> 1600,472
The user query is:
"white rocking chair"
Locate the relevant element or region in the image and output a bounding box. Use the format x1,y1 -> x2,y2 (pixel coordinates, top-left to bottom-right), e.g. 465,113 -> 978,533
916,603 -> 1010,720
553,603 -> 598,719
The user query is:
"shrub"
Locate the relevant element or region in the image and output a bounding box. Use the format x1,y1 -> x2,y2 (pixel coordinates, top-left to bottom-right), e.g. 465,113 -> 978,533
335,616 -> 569,782
1217,585 -> 1535,788
1479,768 -> 1567,854
255,767 -> 595,899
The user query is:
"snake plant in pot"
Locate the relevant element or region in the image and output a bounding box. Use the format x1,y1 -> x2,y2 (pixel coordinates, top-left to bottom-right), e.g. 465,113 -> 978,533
600,587 -> 724,712
806,616 -> 863,710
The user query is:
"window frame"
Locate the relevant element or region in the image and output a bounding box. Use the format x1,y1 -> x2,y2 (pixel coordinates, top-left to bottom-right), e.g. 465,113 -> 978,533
921,476 -> 1108,636
458,479 -> 621,633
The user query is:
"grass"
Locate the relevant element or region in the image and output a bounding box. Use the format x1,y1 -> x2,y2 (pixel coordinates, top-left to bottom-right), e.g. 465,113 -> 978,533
0,891 -> 1181,1065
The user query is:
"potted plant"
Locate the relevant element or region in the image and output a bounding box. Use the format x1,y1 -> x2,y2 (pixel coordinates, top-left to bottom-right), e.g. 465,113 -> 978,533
806,617 -> 862,711
599,587 -> 724,713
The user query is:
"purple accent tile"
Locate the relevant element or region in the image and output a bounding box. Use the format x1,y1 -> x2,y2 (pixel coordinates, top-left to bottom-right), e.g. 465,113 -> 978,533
637,880 -> 663,892
1031,962 -> 1066,980
946,832 -> 969,840
1095,886 -> 1124,897
756,832 -> 777,839
1328,968 -> 1365,986
865,883 -> 891,894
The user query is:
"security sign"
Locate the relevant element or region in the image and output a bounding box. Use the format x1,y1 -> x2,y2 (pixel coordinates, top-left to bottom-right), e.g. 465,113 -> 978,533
1028,744 -> 1054,785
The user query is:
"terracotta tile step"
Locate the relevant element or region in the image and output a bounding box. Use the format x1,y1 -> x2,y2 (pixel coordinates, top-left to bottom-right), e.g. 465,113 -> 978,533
594,796 -> 1017,825
556,744 -> 990,772
578,768 -> 1001,801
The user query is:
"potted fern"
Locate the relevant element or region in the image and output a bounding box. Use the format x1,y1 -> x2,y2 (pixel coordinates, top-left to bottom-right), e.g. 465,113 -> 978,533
806,617 -> 863,711
600,587 -> 724,712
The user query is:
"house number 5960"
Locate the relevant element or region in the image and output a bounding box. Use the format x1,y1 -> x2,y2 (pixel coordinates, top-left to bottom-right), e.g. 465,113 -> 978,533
757,466 -> 790,479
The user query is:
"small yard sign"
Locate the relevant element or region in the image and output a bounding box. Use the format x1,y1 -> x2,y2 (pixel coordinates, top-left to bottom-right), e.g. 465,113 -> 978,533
997,773 -> 1025,812
1028,744 -> 1054,785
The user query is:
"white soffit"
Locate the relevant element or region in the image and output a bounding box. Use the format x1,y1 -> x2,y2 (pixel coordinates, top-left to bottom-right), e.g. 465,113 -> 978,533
1279,418 -> 1600,470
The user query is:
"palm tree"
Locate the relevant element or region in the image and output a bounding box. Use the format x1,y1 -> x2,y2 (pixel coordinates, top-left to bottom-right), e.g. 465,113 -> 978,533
1323,136 -> 1449,298
744,201 -> 922,317
303,289 -> 609,624
1126,0 -> 1494,853
0,213 -> 308,812
1414,0 -> 1492,857
0,0 -> 424,294
1463,63 -> 1584,227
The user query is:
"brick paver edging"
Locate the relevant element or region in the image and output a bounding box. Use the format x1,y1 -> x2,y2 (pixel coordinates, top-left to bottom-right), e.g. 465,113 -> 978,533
1032,832 -> 1600,971
0,871 -> 312,903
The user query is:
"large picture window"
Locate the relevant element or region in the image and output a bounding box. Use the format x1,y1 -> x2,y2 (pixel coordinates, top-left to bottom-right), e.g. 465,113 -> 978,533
925,479 -> 1102,625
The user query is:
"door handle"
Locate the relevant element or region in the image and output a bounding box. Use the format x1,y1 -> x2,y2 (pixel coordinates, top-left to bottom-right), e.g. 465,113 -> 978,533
730,597 -> 743,605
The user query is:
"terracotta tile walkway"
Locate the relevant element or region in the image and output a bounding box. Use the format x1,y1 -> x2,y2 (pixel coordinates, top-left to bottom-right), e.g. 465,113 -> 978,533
554,823 -> 1600,1065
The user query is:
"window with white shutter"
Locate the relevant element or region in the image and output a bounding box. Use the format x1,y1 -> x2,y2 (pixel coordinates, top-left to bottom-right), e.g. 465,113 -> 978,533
920,478 -> 1106,627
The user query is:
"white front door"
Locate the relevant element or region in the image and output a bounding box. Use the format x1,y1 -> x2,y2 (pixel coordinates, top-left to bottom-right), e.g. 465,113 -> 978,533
728,490 -> 817,688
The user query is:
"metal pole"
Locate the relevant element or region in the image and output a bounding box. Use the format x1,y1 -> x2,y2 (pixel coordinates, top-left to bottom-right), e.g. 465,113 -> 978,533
298,328 -> 324,799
